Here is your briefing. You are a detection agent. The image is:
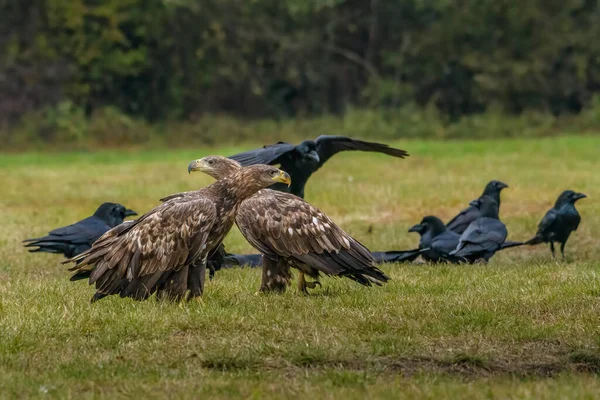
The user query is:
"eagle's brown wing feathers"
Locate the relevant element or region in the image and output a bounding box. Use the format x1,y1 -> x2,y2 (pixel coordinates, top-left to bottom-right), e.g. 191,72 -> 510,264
236,190 -> 389,285
67,197 -> 216,300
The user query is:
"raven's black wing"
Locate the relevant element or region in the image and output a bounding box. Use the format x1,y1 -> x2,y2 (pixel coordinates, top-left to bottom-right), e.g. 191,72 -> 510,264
431,231 -> 461,254
224,253 -> 263,268
23,216 -> 111,257
525,208 -> 558,245
446,204 -> 481,234
537,208 -> 559,236
47,216 -> 109,241
452,218 -> 507,257
229,142 -> 297,167
314,136 -> 408,170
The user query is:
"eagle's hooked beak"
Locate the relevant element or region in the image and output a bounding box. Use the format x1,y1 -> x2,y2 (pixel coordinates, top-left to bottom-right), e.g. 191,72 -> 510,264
124,209 -> 138,217
272,170 -> 292,187
188,159 -> 203,174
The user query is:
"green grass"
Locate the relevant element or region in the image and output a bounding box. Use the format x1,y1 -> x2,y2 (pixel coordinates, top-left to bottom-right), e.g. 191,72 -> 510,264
1,135 -> 600,398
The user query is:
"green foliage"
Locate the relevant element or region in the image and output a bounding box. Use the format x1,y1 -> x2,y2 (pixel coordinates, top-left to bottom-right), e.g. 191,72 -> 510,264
4,100 -> 600,150
2,0 -> 600,144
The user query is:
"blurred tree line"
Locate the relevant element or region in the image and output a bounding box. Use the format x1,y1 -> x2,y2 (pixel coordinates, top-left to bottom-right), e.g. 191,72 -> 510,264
2,0 -> 600,131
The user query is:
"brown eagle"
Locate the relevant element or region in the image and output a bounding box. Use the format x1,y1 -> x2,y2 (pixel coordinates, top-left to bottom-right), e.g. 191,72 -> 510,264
64,160 -> 291,302
187,156 -> 390,293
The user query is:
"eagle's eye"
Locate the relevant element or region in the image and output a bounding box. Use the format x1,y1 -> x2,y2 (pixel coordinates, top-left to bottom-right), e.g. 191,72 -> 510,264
207,159 -> 214,166
270,170 -> 278,176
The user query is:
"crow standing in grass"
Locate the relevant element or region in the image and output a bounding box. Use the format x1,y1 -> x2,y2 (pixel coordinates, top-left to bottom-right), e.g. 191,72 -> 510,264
229,135 -> 409,198
446,180 -> 508,234
374,216 -> 462,264
449,195 -> 512,263
526,190 -> 587,260
23,203 -> 138,258
189,156 -> 389,294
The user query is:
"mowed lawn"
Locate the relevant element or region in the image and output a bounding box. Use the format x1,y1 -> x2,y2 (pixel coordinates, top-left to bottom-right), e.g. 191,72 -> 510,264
1,135 -> 600,399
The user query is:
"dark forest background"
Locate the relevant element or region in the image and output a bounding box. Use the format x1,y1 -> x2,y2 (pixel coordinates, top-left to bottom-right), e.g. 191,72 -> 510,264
2,0 -> 600,147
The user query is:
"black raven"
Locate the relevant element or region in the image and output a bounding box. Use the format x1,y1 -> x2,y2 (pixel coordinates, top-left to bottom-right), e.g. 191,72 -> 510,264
446,180 -> 508,234
374,216 -> 462,264
23,202 -> 137,258
450,195 -> 508,263
526,190 -> 587,260
223,253 -> 263,268
205,245 -> 262,280
229,135 -> 409,198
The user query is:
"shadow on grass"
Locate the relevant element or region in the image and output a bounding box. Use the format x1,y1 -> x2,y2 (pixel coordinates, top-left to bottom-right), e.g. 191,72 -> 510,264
199,350 -> 600,379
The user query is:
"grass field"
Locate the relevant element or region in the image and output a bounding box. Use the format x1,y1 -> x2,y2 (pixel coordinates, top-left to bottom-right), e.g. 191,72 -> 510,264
1,135 -> 600,398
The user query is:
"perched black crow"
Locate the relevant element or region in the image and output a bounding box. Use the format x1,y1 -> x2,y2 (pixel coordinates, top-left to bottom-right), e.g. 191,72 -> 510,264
450,195 -> 509,263
526,190 -> 587,260
446,180 -> 508,234
374,216 -> 462,264
23,202 -> 137,258
229,135 -> 409,198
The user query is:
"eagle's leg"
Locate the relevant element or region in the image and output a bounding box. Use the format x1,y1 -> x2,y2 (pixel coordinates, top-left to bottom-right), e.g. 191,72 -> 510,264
186,258 -> 206,301
298,271 -> 308,294
550,242 -> 556,259
297,271 -> 321,294
259,256 -> 290,293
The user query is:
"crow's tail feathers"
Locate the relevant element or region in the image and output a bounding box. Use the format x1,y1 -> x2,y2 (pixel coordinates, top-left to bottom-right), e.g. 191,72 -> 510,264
372,250 -> 420,264
525,235 -> 545,246
500,240 -> 525,250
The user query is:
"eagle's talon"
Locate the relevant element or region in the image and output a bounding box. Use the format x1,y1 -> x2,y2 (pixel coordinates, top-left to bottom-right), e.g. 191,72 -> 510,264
305,280 -> 321,289
298,271 -> 321,294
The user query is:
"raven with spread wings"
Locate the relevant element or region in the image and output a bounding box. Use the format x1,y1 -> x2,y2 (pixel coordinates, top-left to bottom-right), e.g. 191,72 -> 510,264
229,136 -> 408,198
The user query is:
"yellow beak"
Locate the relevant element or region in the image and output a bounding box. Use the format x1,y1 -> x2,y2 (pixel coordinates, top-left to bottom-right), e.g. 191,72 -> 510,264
188,159 -> 202,174
272,170 -> 291,187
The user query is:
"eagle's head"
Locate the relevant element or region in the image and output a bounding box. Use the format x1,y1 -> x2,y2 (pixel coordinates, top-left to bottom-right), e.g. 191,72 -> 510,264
188,156 -> 241,179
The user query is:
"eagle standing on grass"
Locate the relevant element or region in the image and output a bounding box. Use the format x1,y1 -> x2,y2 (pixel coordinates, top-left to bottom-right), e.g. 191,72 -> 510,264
64,161 -> 291,302
229,136 -> 409,198
187,156 -> 390,293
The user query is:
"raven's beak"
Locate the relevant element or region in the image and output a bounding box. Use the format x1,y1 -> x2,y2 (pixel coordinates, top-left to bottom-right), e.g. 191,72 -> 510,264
497,182 -> 509,189
124,209 -> 138,217
574,193 -> 587,201
307,150 -> 320,164
469,199 -> 480,207
272,170 -> 292,187
188,159 -> 202,174
408,224 -> 423,233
